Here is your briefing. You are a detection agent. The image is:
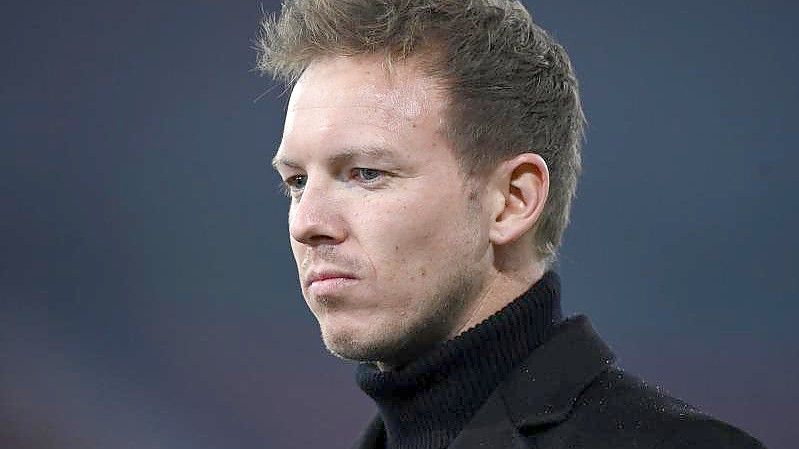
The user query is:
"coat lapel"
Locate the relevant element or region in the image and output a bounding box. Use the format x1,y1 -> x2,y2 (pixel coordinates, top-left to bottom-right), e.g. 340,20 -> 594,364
451,316 -> 615,448
500,316 -> 615,429
447,388 -> 529,449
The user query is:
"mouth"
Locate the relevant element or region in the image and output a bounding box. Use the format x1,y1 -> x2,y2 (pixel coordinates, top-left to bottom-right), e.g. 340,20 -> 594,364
305,269 -> 360,295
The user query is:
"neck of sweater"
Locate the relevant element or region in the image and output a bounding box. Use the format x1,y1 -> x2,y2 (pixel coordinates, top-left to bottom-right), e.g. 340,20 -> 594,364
356,271 -> 562,449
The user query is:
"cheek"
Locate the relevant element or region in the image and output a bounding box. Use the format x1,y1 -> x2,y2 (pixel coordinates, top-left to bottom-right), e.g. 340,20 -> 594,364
368,195 -> 473,277
289,239 -> 305,268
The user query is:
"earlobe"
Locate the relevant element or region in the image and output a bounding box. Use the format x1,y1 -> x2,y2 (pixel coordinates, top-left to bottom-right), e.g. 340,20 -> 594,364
488,153 -> 549,246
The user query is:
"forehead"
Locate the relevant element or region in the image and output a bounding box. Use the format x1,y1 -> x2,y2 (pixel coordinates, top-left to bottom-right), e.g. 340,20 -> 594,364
273,54 -> 464,176
278,55 -> 447,145
290,55 -> 441,116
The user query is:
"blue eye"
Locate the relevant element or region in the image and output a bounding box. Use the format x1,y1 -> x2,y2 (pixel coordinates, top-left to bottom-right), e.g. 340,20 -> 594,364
287,174 -> 307,188
353,168 -> 383,182
281,174 -> 307,197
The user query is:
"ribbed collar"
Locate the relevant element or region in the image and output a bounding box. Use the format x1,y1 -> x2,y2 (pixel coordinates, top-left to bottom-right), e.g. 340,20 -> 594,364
355,271 -> 563,449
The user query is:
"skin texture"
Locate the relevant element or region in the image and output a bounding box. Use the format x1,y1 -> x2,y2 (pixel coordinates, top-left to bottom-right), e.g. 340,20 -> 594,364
273,55 -> 549,369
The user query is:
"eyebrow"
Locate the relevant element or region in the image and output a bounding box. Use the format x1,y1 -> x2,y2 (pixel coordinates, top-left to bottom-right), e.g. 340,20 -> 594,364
271,146 -> 400,171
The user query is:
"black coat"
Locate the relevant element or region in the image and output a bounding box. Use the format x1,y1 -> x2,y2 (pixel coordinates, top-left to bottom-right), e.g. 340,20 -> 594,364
352,316 -> 766,449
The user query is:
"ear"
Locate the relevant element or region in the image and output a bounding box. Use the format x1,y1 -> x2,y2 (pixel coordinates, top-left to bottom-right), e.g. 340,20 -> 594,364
487,153 -> 550,246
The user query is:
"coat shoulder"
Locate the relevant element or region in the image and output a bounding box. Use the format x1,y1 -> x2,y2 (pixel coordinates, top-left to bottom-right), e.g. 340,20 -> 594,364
526,368 -> 767,449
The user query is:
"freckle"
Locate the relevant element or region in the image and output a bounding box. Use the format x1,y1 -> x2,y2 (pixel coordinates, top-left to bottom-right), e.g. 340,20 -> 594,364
395,245 -> 400,252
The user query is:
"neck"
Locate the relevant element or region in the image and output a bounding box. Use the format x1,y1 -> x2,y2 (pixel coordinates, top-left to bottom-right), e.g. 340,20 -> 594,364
375,263 -> 544,372
357,271 -> 563,449
448,259 -> 545,341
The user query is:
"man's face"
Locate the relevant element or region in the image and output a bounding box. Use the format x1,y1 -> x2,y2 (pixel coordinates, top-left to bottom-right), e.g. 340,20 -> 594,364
273,55 -> 493,366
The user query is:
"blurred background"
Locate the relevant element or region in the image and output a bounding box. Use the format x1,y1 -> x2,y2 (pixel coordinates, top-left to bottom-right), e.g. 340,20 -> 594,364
1,1 -> 796,448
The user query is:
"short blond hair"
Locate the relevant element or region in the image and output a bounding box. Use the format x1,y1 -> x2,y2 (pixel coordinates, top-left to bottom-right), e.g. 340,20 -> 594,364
256,0 -> 585,265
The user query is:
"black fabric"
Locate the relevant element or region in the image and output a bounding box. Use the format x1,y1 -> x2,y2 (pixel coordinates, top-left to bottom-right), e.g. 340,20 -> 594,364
352,316 -> 768,449
356,271 -> 562,449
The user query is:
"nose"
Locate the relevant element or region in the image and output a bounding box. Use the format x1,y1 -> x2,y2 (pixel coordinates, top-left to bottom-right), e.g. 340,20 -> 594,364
288,181 -> 347,246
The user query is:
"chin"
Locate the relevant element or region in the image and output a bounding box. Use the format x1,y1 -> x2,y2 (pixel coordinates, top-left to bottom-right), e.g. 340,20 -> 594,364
319,319 -> 379,362
316,317 -> 394,362
322,334 -> 378,363
319,314 -> 450,366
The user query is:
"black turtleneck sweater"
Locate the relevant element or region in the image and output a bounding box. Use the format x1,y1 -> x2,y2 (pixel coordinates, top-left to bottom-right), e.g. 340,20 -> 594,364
356,271 -> 563,449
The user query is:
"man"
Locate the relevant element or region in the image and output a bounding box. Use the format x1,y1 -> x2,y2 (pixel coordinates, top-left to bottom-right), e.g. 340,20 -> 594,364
257,1 -> 766,448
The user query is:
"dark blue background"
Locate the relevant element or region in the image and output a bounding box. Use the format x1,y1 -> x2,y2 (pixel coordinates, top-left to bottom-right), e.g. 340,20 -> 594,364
2,1 -> 796,448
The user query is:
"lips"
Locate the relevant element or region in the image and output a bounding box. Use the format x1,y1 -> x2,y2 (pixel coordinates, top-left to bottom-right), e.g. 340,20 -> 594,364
304,269 -> 358,288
